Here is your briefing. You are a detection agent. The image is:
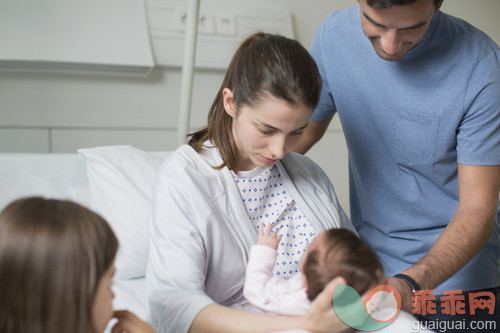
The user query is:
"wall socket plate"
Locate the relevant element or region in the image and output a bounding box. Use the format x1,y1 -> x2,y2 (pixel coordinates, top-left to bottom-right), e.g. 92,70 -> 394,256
215,14 -> 236,36
174,10 -> 215,35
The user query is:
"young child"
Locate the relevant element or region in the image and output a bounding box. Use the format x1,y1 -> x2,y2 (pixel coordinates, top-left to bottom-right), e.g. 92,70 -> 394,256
0,196 -> 155,333
244,224 -> 382,315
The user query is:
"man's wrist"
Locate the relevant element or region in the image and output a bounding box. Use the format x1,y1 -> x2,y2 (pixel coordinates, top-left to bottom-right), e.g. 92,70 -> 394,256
393,273 -> 422,292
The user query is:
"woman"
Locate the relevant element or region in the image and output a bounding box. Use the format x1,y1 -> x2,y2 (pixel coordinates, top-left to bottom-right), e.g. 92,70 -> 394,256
147,32 -> 355,333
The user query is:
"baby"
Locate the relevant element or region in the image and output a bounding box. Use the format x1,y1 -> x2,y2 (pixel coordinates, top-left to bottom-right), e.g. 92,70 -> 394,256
244,224 -> 382,315
244,224 -> 436,332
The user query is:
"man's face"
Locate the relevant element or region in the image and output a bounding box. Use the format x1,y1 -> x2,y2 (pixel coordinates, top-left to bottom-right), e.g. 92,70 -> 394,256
359,0 -> 440,61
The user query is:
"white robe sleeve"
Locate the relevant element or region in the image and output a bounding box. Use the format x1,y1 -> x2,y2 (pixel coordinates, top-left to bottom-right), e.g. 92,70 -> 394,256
146,158 -> 215,333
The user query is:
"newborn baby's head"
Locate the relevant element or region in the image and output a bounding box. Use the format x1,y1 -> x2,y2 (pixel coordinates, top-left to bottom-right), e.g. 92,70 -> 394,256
301,228 -> 383,301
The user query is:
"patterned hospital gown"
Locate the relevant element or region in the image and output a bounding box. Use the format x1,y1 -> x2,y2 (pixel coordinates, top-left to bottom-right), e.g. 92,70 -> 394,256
234,164 -> 318,277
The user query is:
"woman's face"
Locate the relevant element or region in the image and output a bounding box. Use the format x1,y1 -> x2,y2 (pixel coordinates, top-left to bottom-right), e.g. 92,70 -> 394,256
223,88 -> 311,171
92,263 -> 115,333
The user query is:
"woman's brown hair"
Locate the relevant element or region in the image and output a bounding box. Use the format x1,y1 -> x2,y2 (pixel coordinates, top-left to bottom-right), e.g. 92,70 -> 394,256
188,32 -> 322,172
0,197 -> 118,333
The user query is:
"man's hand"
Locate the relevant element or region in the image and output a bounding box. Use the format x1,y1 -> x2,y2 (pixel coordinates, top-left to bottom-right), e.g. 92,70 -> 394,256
386,276 -> 413,313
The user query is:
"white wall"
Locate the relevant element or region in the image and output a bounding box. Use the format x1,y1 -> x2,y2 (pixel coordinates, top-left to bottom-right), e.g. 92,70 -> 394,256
1,0 -> 499,212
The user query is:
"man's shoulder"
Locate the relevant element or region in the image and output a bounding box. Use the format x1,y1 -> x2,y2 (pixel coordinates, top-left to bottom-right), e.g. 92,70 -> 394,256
320,5 -> 358,28
438,11 -> 499,52
314,5 -> 363,54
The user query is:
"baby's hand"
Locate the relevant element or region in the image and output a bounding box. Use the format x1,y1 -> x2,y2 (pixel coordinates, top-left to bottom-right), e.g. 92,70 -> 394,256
257,223 -> 282,250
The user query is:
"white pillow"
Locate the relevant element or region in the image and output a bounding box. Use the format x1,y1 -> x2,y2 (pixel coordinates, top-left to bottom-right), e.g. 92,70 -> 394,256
78,145 -> 171,280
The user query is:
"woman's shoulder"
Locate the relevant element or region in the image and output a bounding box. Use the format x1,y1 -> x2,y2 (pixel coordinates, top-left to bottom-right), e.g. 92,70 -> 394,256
157,145 -> 196,175
157,144 -> 225,188
160,144 -> 216,171
282,152 -> 324,173
280,152 -> 332,185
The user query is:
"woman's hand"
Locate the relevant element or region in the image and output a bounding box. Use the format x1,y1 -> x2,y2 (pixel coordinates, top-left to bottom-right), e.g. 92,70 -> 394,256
111,310 -> 156,333
257,222 -> 282,250
301,277 -> 351,333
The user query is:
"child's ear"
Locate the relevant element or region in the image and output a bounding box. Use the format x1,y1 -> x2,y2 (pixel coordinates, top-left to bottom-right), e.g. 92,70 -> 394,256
222,88 -> 236,117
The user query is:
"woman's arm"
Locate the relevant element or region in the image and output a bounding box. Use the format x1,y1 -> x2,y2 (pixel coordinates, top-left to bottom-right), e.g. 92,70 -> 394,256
147,160 -> 216,332
190,278 -> 348,333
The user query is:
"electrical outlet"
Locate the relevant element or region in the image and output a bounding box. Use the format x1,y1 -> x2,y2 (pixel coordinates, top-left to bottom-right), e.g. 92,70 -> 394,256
215,14 -> 237,36
198,13 -> 215,34
175,10 -> 215,35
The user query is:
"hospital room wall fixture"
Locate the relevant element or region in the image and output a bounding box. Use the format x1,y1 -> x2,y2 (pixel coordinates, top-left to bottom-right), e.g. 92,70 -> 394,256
0,0 -> 293,76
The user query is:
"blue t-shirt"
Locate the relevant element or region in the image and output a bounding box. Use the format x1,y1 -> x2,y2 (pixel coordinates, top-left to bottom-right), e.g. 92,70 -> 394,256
311,5 -> 500,294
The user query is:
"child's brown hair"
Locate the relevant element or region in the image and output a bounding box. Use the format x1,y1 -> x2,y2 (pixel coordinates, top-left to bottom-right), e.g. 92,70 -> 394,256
0,197 -> 118,333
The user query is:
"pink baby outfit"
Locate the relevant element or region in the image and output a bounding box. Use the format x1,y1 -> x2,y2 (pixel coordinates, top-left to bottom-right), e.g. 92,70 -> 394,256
243,244 -> 310,315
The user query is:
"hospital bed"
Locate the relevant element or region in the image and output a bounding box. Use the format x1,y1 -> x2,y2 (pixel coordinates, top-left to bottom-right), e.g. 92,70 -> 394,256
0,146 -> 173,330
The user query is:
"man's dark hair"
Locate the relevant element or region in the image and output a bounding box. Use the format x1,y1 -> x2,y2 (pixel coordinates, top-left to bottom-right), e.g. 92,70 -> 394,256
367,0 -> 442,9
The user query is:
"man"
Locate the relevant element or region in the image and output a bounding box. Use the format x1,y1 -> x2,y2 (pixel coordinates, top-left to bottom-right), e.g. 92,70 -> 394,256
295,0 -> 500,330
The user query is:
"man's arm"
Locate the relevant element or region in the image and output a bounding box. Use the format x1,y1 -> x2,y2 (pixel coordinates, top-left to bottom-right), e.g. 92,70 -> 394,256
390,164 -> 500,310
293,117 -> 333,154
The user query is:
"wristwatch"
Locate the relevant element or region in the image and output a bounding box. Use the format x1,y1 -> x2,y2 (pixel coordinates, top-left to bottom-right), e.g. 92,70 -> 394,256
394,273 -> 422,292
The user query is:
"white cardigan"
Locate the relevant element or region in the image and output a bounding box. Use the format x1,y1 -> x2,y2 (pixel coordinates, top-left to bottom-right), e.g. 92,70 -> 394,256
146,144 -> 354,333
